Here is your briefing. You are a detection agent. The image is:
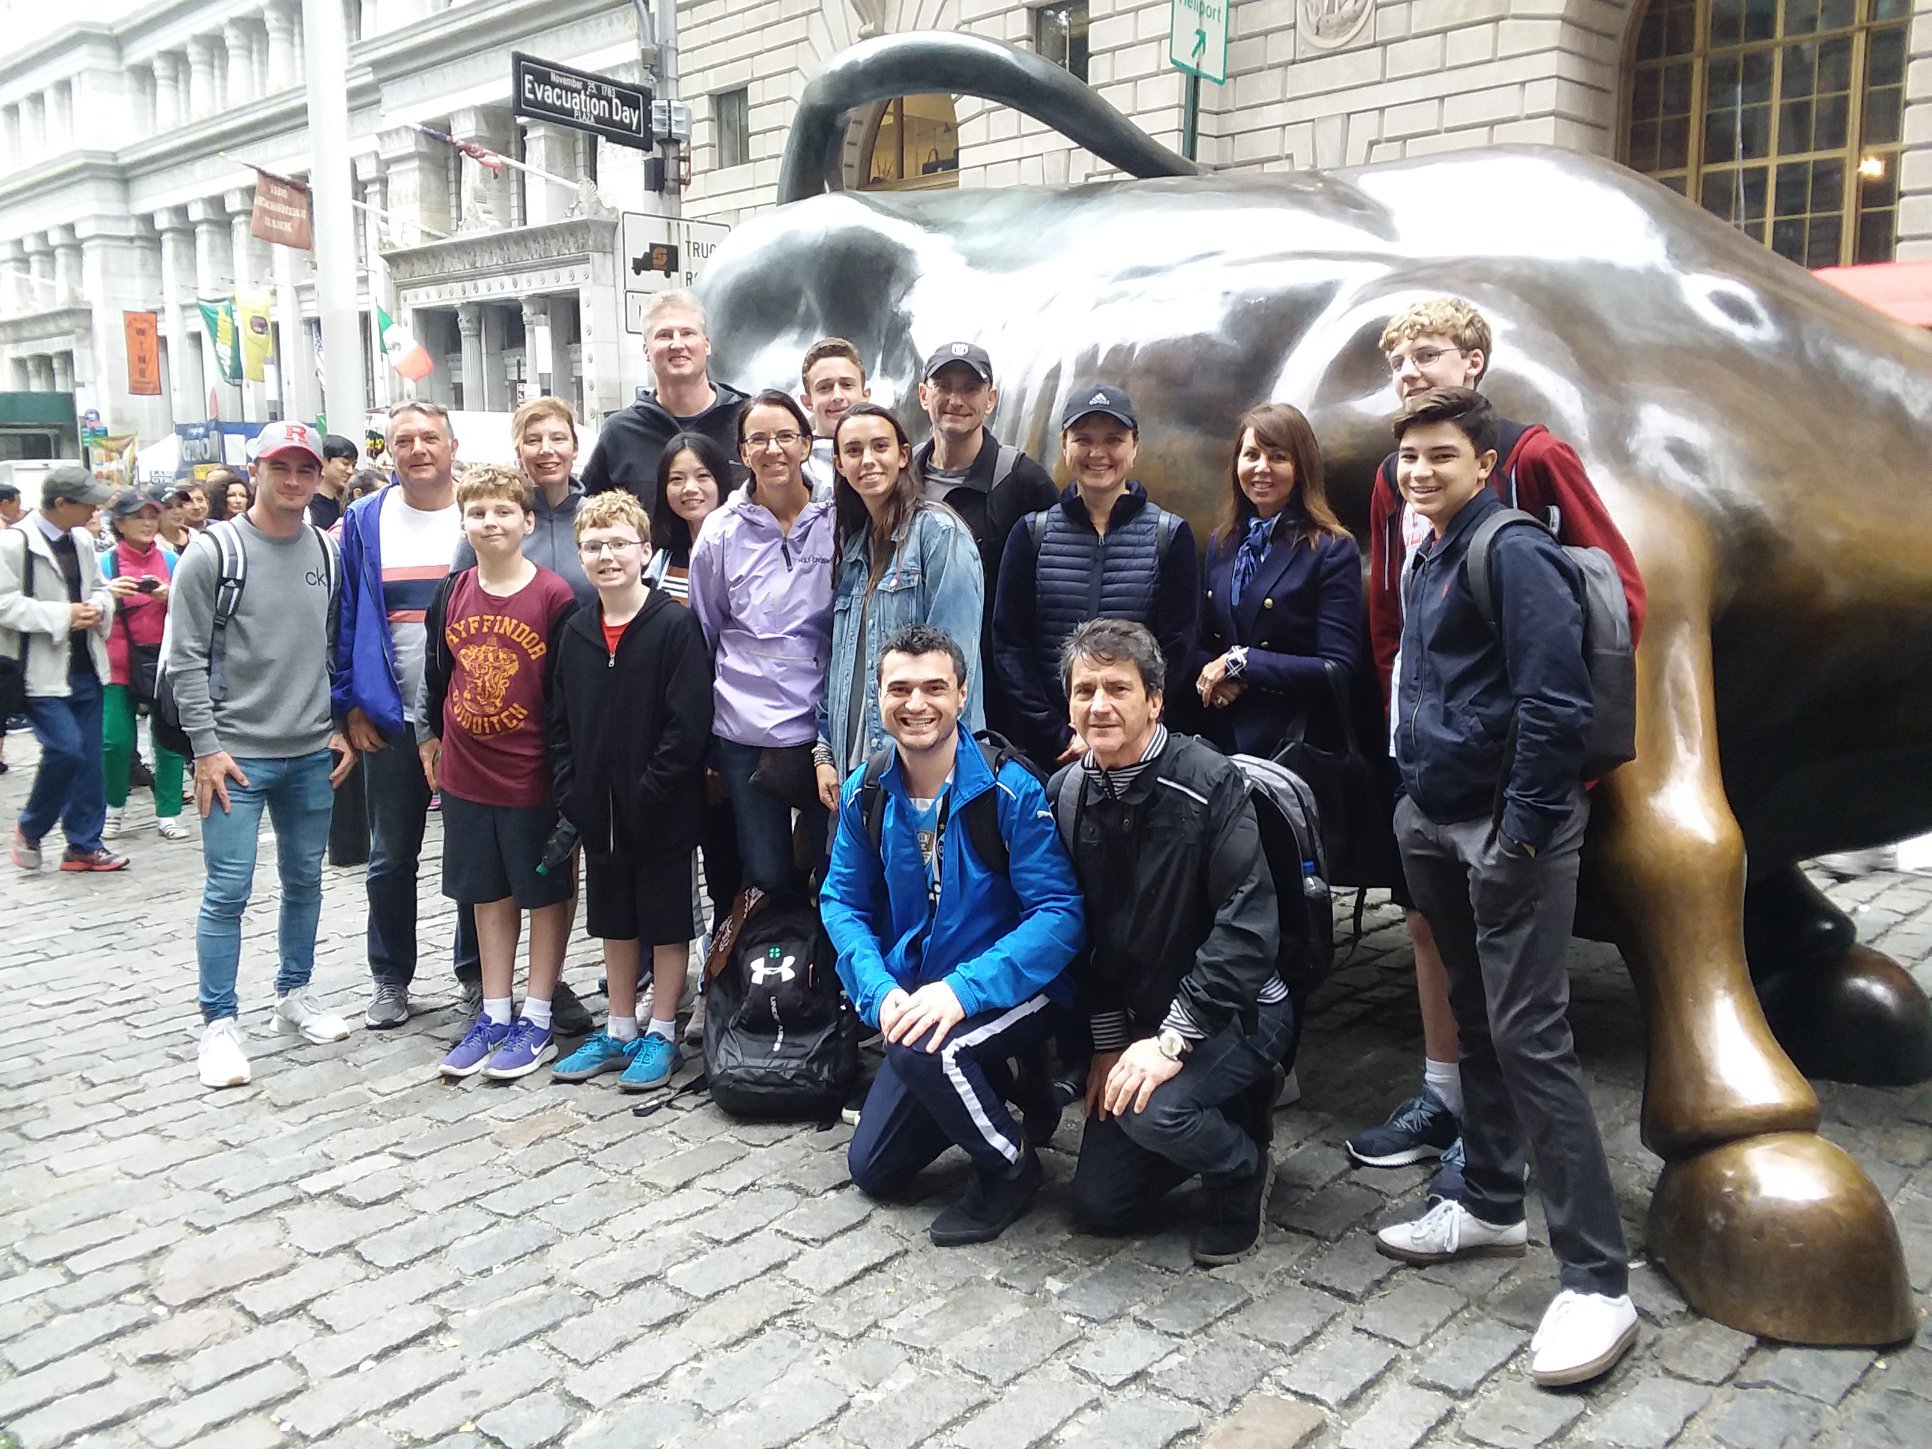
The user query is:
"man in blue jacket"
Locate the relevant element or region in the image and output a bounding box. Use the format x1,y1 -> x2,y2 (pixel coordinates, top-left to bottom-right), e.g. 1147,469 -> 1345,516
821,622 -> 1085,1246
1370,387 -> 1637,1389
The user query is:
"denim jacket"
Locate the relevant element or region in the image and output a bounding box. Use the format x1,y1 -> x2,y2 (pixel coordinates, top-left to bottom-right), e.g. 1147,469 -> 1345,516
817,502 -> 985,773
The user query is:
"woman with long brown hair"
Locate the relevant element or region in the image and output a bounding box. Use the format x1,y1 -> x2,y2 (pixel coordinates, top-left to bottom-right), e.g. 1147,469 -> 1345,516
1195,402 -> 1362,756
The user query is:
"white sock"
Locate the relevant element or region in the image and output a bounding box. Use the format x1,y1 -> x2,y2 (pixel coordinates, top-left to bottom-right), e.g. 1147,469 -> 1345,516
607,1014 -> 640,1042
1424,1058 -> 1463,1117
523,996 -> 553,1030
484,996 -> 513,1026
647,1017 -> 677,1043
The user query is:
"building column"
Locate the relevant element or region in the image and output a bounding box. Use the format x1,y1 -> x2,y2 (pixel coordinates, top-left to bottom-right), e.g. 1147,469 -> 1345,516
0,105 -> 18,168
21,93 -> 46,160
263,3 -> 297,92
228,188 -> 269,420
156,209 -> 202,425
520,295 -> 552,397
273,239 -> 316,423
224,21 -> 257,107
47,81 -> 73,155
152,53 -> 184,131
450,106 -> 515,233
519,121 -> 580,227
187,37 -> 222,118
51,353 -> 75,392
189,196 -> 239,419
457,302 -> 485,410
50,225 -> 83,304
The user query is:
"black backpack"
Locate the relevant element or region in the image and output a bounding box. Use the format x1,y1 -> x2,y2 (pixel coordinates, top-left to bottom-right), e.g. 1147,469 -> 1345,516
1053,750 -> 1335,1006
857,730 -> 1043,877
703,890 -> 858,1120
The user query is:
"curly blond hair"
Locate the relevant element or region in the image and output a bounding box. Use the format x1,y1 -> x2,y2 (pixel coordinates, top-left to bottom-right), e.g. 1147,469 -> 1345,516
574,490 -> 651,541
1378,298 -> 1493,373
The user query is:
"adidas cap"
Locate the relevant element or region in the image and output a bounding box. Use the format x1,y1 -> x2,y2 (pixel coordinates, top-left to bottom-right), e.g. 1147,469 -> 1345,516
1060,383 -> 1138,432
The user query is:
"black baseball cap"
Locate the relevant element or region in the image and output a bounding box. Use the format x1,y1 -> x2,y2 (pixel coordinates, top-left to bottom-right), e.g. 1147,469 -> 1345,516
1060,383 -> 1138,432
108,489 -> 162,519
922,342 -> 994,385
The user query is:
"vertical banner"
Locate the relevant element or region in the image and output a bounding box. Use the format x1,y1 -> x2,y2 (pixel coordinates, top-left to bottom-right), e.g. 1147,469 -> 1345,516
250,169 -> 314,250
197,297 -> 242,383
375,304 -> 433,381
123,311 -> 161,396
237,291 -> 274,383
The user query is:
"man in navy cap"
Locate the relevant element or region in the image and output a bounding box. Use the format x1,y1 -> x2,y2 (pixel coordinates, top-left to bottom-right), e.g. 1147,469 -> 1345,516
907,341 -> 1058,738
990,383 -> 1198,768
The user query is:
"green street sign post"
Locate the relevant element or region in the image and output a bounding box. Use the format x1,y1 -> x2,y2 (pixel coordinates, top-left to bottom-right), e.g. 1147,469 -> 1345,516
1169,0 -> 1229,162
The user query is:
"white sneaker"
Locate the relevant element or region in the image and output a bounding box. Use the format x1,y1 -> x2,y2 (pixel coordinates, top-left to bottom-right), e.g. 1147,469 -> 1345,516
155,817 -> 191,842
276,987 -> 352,1044
683,991 -> 707,1045
102,807 -> 125,839
1374,1198 -> 1529,1265
199,1018 -> 252,1088
1530,1289 -> 1638,1387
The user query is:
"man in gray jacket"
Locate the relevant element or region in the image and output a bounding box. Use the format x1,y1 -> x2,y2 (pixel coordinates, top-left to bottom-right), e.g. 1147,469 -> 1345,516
2,464 -> 124,872
170,422 -> 359,1088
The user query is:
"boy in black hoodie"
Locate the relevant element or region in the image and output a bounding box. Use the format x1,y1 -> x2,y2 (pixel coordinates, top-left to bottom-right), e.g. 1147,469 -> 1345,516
546,492 -> 714,1092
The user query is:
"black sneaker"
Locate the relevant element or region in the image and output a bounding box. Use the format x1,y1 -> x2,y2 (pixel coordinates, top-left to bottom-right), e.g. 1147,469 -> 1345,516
129,753 -> 155,789
552,979 -> 594,1038
929,1151 -> 1042,1247
1009,1046 -> 1064,1147
1192,1154 -> 1274,1266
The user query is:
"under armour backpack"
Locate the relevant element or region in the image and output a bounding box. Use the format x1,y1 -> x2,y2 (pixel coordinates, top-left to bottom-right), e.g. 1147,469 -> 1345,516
703,890 -> 858,1120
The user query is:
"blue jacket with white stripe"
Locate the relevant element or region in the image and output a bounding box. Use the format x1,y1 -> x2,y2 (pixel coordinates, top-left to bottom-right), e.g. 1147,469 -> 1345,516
819,727 -> 1085,1029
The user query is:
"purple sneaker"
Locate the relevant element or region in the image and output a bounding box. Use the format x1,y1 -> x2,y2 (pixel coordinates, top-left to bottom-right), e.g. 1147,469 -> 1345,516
483,1017 -> 557,1080
441,1017 -> 510,1079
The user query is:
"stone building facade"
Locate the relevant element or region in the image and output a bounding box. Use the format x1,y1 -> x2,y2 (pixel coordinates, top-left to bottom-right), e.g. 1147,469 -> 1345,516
2,0 -> 1927,449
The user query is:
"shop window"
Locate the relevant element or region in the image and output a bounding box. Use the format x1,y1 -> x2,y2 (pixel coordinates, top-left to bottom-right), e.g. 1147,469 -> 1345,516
862,95 -> 959,191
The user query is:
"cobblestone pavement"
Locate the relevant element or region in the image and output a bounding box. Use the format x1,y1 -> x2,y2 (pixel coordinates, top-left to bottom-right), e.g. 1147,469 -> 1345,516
3,745 -> 1931,1449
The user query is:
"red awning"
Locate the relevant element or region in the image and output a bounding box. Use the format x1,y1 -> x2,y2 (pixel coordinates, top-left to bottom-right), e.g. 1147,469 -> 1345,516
1812,259 -> 1932,327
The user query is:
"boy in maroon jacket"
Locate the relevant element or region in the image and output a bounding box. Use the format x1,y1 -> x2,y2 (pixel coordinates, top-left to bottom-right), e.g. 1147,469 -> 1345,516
1345,297 -> 1645,1197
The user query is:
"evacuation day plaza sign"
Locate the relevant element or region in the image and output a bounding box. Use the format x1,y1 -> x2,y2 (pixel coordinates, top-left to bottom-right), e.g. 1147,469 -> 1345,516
511,52 -> 653,151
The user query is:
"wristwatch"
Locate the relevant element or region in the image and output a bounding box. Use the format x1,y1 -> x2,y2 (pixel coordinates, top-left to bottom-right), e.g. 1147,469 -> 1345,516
1224,646 -> 1249,680
1155,1028 -> 1192,1062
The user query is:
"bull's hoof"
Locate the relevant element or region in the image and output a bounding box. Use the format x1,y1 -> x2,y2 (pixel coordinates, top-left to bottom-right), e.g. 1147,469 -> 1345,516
1647,1132 -> 1915,1345
1758,945 -> 1932,1086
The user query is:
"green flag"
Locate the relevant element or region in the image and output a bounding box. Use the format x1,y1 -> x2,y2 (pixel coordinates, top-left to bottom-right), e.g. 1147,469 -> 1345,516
197,297 -> 242,384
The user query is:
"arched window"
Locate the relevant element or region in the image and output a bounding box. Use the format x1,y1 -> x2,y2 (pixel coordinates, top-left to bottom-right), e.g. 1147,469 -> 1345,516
1624,0 -> 1910,267
861,94 -> 959,191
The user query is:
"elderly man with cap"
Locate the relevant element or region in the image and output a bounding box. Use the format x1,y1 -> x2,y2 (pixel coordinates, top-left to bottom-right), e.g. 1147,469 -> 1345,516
170,421 -> 359,1087
906,341 -> 1059,738
1,463 -> 126,871
990,384 -> 1199,769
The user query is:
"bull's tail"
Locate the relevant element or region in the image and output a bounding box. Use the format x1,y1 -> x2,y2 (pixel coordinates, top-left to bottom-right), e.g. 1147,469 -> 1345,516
777,30 -> 1202,203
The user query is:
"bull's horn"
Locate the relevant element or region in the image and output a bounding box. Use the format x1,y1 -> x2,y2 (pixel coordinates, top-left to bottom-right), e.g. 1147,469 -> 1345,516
777,30 -> 1203,203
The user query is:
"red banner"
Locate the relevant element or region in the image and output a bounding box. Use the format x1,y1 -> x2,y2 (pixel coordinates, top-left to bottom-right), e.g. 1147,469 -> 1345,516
250,169 -> 313,250
124,311 -> 161,396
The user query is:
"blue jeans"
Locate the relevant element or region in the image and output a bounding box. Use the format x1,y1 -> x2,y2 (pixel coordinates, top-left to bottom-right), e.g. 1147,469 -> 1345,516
198,750 -> 336,1022
363,721 -> 479,986
710,737 -> 827,898
20,669 -> 106,854
1072,996 -> 1293,1229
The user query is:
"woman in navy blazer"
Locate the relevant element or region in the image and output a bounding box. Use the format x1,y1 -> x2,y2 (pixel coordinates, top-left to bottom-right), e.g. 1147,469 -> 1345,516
1195,403 -> 1363,757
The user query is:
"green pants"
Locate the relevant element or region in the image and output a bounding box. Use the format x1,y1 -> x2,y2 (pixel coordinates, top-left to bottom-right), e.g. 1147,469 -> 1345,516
102,683 -> 185,817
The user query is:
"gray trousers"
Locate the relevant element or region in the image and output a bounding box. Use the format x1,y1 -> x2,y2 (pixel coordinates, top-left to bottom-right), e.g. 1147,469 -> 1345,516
1395,789 -> 1629,1297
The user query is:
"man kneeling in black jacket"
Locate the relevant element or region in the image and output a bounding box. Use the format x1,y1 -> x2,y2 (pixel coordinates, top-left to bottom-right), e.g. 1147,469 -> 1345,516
1051,619 -> 1288,1265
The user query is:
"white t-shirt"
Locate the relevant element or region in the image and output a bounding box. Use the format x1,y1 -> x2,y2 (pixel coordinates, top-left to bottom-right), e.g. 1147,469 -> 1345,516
378,487 -> 461,725
1387,499 -> 1434,756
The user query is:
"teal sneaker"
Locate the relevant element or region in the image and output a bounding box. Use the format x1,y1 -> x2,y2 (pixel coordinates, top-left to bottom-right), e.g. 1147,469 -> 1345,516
618,1034 -> 680,1093
554,1030 -> 644,1083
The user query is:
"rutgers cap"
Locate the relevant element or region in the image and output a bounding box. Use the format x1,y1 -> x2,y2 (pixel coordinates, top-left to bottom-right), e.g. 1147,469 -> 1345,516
247,420 -> 325,465
921,341 -> 994,385
1060,383 -> 1138,432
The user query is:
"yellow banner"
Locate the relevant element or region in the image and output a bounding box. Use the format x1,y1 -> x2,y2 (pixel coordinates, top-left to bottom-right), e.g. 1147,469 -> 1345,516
237,290 -> 274,383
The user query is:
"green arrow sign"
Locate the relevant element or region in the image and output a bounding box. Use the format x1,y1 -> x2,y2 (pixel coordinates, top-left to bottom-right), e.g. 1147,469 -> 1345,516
1170,0 -> 1228,84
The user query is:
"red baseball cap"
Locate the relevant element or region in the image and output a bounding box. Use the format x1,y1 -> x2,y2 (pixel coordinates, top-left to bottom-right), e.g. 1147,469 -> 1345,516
248,421 -> 325,465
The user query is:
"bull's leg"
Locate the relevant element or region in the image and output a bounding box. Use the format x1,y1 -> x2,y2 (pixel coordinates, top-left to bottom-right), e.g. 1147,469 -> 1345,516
1587,511 -> 1913,1345
1746,866 -> 1932,1085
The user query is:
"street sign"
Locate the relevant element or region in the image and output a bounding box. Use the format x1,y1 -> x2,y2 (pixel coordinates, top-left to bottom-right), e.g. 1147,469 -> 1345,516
512,52 -> 654,153
1169,0 -> 1229,84
619,213 -> 732,334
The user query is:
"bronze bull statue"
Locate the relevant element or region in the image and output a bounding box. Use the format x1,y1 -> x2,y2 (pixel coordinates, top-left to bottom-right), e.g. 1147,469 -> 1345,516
695,32 -> 1932,1345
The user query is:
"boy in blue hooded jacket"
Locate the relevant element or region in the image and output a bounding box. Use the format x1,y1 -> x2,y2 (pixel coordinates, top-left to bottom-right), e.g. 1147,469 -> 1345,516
820,622 -> 1085,1246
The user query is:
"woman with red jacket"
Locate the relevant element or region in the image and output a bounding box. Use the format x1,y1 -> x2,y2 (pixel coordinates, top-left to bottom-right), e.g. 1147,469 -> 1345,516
99,489 -> 188,841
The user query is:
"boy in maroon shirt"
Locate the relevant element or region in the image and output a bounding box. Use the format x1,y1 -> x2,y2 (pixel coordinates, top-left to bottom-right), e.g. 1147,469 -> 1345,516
1346,298 -> 1646,1196
418,465 -> 580,1080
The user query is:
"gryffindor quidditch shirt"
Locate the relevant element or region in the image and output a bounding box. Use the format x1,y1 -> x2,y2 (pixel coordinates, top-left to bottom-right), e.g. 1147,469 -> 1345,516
435,566 -> 576,807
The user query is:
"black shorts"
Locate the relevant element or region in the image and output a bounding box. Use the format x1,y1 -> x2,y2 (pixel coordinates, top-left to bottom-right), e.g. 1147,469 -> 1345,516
585,850 -> 697,946
440,794 -> 575,910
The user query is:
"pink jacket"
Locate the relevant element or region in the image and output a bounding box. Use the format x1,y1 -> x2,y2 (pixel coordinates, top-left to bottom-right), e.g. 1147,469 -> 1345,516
100,539 -> 175,686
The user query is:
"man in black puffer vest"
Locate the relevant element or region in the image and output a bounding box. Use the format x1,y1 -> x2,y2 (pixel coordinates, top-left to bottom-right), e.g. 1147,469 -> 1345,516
992,385 -> 1198,768
1050,619 -> 1287,1267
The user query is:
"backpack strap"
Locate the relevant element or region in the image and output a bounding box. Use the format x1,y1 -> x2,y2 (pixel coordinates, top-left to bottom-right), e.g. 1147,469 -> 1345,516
858,745 -> 895,857
1463,508 -> 1543,630
309,523 -> 340,674
957,737 -> 1012,879
1052,765 -> 1083,854
1026,508 -> 1049,558
206,521 -> 248,703
1154,508 -> 1180,567
990,443 -> 1021,490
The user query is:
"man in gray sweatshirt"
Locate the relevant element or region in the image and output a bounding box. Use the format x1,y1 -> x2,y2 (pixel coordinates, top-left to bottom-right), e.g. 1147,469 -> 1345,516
169,421 -> 360,1089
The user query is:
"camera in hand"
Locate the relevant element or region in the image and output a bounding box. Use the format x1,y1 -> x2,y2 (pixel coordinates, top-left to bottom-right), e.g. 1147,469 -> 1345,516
136,577 -> 161,593
535,819 -> 580,876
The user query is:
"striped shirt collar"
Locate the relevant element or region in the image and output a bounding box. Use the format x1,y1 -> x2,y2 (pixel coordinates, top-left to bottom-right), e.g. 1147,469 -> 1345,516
1082,723 -> 1169,799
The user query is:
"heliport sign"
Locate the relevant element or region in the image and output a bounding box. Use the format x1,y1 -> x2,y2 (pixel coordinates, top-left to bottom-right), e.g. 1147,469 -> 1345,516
511,52 -> 653,152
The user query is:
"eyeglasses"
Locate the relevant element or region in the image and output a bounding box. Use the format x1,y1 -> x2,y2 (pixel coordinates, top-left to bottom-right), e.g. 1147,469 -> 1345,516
744,431 -> 804,450
1388,345 -> 1463,375
578,539 -> 643,558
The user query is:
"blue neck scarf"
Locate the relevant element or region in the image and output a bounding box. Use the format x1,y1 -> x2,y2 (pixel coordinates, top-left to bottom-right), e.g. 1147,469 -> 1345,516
1229,515 -> 1275,609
